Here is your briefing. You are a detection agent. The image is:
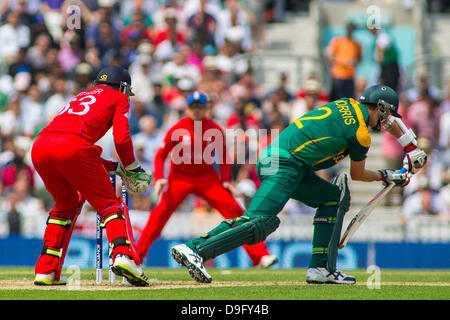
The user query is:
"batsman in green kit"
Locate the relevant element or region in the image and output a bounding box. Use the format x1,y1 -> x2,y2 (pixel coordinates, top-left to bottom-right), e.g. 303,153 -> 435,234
171,85 -> 428,284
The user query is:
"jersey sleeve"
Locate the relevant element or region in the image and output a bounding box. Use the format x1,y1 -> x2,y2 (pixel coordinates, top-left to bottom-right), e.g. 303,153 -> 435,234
216,124 -> 231,182
153,125 -> 178,180
112,94 -> 135,167
347,136 -> 369,161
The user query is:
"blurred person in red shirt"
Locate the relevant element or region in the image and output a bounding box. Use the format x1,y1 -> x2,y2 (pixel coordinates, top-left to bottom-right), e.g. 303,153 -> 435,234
136,91 -> 277,268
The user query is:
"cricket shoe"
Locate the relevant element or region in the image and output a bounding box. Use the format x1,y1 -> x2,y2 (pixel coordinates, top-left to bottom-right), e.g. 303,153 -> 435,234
34,272 -> 67,286
171,244 -> 212,283
255,255 -> 278,268
306,267 -> 356,284
111,254 -> 149,287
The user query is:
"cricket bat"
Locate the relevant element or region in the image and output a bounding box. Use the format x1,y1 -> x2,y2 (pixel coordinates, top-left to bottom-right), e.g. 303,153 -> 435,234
339,183 -> 395,249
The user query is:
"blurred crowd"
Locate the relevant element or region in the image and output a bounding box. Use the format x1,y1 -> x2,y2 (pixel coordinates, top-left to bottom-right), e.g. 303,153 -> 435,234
0,0 -> 448,239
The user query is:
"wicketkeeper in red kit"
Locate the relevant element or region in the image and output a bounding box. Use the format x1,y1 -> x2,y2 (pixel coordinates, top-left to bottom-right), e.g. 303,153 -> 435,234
136,91 -> 277,267
32,66 -> 152,286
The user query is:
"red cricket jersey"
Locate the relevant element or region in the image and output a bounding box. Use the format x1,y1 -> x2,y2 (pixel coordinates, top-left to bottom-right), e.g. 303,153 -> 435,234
154,117 -> 231,182
39,85 -> 135,167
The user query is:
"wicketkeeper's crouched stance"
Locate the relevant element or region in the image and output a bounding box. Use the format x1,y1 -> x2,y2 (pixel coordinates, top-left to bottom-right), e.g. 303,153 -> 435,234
171,85 -> 427,284
32,66 -> 152,286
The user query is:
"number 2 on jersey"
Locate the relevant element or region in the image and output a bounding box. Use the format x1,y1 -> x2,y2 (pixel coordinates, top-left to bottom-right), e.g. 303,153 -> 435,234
294,106 -> 332,129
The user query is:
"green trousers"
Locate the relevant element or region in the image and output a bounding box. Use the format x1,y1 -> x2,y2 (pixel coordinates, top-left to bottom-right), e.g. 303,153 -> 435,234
186,149 -> 341,268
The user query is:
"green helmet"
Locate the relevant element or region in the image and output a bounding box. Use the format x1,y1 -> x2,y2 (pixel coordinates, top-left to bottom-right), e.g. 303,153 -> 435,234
358,84 -> 401,118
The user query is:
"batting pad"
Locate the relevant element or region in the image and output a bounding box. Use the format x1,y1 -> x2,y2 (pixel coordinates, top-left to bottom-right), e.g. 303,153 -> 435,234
327,173 -> 351,273
196,216 -> 280,261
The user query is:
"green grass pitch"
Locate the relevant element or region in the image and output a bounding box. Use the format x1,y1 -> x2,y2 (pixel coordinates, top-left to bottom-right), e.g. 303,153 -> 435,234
0,267 -> 448,300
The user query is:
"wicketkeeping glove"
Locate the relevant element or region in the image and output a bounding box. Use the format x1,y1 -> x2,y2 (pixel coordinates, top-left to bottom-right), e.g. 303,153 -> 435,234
403,145 -> 427,174
110,161 -> 152,194
378,167 -> 411,186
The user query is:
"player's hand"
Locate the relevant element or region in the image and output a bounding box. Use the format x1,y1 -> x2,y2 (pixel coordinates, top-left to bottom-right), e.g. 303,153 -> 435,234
222,182 -> 242,197
403,145 -> 427,174
378,168 -> 411,186
109,161 -> 125,177
121,161 -> 152,194
154,179 -> 168,198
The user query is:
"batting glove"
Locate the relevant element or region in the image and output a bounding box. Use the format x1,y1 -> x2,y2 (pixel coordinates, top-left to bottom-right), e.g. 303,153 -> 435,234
378,168 -> 411,186
110,161 -> 152,194
403,145 -> 427,174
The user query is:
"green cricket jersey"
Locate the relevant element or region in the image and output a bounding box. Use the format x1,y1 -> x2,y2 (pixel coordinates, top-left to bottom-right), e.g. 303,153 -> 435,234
269,98 -> 371,170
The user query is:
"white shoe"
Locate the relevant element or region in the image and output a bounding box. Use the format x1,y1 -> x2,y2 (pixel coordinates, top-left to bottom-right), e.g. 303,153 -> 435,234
111,254 -> 149,287
306,267 -> 356,284
171,244 -> 212,283
34,272 -> 67,286
255,255 -> 278,268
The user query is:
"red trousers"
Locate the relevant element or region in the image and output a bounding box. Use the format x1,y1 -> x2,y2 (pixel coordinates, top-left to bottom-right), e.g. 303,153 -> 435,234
136,170 -> 270,266
31,133 -> 133,275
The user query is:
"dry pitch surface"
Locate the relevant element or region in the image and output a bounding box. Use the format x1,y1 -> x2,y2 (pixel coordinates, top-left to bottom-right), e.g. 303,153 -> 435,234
0,268 -> 448,300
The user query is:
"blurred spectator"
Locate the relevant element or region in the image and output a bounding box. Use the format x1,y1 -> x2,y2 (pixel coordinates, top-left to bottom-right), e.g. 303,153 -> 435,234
370,27 -> 401,91
1,0 -> 36,27
261,91 -> 290,129
26,33 -> 52,73
44,77 -> 73,123
148,79 -> 171,128
406,73 -> 441,104
0,99 -> 22,137
129,54 -> 154,102
0,65 -> 14,110
0,136 -> 15,169
186,0 -> 217,49
267,72 -> 294,103
0,176 -> 46,238
291,77 -> 329,122
1,141 -> 34,196
439,79 -> 450,114
402,137 -> 446,220
438,80 -> 450,152
216,0 -> 253,52
152,7 -> 186,50
73,63 -> 95,90
132,115 -> 164,170
326,22 -> 362,101
246,0 -> 265,49
89,21 -> 122,63
121,9 -> 153,45
153,0 -> 187,29
0,11 -> 31,66
58,31 -> 83,73
229,69 -> 264,109
406,86 -> 441,149
161,49 -> 201,86
86,1 -> 121,47
225,98 -> 261,130
39,0 -> 65,42
197,55 -> 224,96
354,76 -> 368,99
20,85 -> 45,137
9,49 -> 33,78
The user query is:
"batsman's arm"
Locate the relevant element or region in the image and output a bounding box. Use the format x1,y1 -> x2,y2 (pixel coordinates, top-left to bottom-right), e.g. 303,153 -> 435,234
383,117 -> 427,173
351,159 -> 410,185
350,159 -> 382,182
